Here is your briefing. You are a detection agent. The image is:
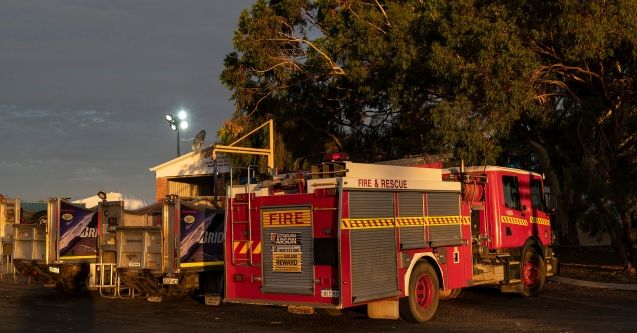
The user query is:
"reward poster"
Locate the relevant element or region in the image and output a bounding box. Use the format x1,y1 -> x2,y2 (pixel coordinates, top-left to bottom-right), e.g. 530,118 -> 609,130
270,232 -> 302,272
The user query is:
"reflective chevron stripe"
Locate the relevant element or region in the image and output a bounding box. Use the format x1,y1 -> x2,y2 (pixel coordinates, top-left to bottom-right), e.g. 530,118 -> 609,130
342,216 -> 466,229
530,217 -> 551,226
501,215 -> 528,226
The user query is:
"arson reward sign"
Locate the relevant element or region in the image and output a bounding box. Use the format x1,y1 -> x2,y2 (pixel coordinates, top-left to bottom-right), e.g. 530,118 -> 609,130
270,232 -> 302,272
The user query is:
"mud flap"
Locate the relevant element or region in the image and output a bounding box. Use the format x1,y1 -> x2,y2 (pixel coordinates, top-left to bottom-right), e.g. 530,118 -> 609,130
368,299 -> 399,320
204,293 -> 221,306
287,305 -> 315,315
547,257 -> 559,277
500,282 -> 523,294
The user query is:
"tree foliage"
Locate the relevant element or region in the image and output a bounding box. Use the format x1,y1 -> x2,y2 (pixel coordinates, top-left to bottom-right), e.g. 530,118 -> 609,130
221,0 -> 637,270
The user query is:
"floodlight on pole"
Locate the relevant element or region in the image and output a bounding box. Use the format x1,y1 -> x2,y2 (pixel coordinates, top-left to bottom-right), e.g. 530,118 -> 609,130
165,109 -> 188,157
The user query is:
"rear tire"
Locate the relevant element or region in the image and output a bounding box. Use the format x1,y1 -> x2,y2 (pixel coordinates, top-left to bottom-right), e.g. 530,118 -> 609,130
399,262 -> 439,322
521,248 -> 546,297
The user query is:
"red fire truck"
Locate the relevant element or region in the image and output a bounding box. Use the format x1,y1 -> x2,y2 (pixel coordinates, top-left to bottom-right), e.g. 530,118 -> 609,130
223,159 -> 557,322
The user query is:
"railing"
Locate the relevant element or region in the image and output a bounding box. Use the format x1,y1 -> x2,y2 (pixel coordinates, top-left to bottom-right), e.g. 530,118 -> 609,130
0,244 -> 15,280
89,262 -> 138,299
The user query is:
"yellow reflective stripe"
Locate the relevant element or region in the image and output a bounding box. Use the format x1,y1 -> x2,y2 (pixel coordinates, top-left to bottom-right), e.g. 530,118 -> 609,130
342,216 -> 466,229
341,218 -> 395,229
530,217 -> 550,226
59,255 -> 97,260
396,217 -> 425,227
425,216 -> 464,226
500,215 -> 528,226
180,261 -> 224,268
234,241 -> 261,254
239,241 -> 249,254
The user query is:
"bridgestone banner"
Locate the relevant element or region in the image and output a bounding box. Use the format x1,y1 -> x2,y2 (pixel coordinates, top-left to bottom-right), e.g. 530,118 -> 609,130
58,201 -> 98,259
179,203 -> 224,266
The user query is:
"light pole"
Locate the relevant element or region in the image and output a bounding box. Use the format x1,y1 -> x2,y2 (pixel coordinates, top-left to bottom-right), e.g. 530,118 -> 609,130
165,109 -> 189,157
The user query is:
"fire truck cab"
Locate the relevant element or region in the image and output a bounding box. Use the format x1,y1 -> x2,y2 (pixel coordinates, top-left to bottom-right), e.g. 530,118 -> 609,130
444,166 -> 557,296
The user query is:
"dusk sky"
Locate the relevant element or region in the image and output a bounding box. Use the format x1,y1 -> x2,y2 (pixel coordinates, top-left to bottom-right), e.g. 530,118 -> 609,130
1,0 -> 254,202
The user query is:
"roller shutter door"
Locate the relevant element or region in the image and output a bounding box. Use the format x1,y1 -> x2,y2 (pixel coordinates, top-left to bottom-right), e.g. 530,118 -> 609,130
261,207 -> 314,295
427,192 -> 462,247
348,191 -> 399,303
397,192 -> 426,250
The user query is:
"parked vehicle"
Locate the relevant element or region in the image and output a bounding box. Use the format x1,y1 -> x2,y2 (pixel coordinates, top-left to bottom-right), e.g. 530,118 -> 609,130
12,198 -> 97,293
223,158 -> 557,322
92,196 -> 224,302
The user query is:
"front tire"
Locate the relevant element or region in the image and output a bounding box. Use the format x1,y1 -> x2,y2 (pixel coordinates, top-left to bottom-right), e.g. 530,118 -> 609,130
399,262 -> 439,322
521,248 -> 546,297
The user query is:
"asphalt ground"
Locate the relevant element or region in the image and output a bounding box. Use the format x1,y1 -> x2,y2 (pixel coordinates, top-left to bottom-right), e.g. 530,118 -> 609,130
1,277 -> 637,333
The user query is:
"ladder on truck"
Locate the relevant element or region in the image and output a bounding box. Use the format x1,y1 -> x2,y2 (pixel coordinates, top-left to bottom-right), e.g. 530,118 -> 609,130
229,165 -> 258,266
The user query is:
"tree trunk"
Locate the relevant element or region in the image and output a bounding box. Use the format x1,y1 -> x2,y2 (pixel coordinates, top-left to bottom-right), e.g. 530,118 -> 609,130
621,212 -> 637,273
528,139 -> 576,245
592,198 -> 633,270
608,227 -> 630,270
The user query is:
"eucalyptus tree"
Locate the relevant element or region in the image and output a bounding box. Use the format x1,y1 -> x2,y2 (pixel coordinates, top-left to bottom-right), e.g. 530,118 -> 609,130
221,0 -> 637,270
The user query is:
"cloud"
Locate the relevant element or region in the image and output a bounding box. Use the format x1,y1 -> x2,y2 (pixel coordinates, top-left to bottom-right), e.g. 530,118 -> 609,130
67,167 -> 114,183
0,0 -> 255,202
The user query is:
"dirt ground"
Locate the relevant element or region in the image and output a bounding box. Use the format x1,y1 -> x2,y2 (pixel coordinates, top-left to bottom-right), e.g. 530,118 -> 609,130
2,275 -> 637,333
555,246 -> 637,284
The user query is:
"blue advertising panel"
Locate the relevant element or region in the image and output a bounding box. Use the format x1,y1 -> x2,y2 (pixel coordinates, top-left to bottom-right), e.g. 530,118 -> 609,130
179,203 -> 224,269
58,200 -> 98,260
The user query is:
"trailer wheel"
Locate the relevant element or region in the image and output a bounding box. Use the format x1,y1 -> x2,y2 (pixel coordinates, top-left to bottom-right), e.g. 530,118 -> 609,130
521,248 -> 546,297
399,262 -> 439,322
55,265 -> 89,295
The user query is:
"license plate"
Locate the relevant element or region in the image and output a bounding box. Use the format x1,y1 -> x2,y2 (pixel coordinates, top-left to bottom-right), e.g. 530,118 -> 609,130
128,262 -> 141,267
163,277 -> 179,285
320,289 -> 339,298
48,266 -> 60,274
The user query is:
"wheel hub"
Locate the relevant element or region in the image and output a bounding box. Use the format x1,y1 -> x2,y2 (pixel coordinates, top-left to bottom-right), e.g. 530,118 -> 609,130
523,261 -> 539,288
415,275 -> 434,309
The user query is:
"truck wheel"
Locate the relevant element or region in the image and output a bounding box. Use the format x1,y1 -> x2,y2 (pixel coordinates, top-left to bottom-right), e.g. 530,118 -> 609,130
56,280 -> 84,295
399,262 -> 439,322
521,248 -> 546,297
